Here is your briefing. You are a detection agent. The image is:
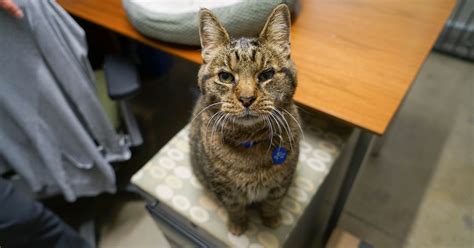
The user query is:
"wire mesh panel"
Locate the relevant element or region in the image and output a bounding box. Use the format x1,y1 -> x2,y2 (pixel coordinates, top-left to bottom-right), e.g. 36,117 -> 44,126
435,0 -> 474,61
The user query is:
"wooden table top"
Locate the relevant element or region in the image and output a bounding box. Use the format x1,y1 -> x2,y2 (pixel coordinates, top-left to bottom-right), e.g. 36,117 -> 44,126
57,0 -> 455,135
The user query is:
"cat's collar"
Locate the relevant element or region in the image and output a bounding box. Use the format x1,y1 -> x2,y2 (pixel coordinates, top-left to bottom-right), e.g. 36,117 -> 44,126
238,134 -> 284,149
240,141 -> 257,148
240,139 -> 288,165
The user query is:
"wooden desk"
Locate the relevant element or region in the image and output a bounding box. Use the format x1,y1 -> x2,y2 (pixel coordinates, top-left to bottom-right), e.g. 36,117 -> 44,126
57,0 -> 455,135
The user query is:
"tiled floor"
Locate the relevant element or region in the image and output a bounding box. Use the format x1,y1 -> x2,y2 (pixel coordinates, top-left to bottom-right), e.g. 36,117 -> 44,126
97,52 -> 473,248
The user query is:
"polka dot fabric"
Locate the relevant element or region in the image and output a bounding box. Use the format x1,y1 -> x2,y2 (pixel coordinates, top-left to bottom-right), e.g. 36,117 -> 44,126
132,112 -> 351,247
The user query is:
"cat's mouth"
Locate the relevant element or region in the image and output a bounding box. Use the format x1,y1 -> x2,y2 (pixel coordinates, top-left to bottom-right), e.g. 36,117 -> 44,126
239,109 -> 261,119
243,109 -> 255,118
226,108 -> 269,121
235,114 -> 260,126
232,109 -> 265,124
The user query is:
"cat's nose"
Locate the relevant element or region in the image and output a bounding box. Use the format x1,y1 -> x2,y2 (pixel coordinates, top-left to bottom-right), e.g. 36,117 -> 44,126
239,96 -> 256,108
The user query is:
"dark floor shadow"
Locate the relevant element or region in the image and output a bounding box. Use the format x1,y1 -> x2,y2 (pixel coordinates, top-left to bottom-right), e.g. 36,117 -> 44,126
115,54 -> 200,188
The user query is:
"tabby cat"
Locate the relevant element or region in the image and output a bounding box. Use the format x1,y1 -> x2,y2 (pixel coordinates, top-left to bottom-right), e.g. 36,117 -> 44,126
190,4 -> 301,236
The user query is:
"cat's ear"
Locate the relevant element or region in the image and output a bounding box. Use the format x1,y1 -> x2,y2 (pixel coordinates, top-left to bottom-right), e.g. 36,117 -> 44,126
199,9 -> 230,62
259,4 -> 291,55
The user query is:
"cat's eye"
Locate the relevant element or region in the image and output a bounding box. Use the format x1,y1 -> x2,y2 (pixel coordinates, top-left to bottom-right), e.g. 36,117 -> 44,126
218,71 -> 234,84
258,68 -> 275,82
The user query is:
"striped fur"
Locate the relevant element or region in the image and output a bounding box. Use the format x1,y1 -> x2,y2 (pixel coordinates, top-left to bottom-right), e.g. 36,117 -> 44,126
190,4 -> 300,236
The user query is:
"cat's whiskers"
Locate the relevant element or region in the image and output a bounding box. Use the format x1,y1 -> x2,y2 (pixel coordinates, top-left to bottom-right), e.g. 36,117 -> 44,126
211,112 -> 226,148
264,116 -> 273,153
268,112 -> 284,148
275,112 -> 291,149
295,105 -> 313,115
216,113 -> 230,144
205,111 -> 222,132
273,108 -> 295,142
204,111 -> 221,152
270,107 -> 294,151
205,111 -> 223,144
191,101 -> 225,124
282,108 -> 305,141
220,113 -> 231,144
268,112 -> 283,138
211,113 -> 226,144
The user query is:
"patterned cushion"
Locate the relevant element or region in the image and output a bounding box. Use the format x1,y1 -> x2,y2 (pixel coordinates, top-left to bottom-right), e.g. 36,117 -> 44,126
131,112 -> 351,247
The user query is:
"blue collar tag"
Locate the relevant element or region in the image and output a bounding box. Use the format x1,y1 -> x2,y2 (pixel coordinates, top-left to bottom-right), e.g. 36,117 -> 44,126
241,141 -> 255,148
272,146 -> 287,165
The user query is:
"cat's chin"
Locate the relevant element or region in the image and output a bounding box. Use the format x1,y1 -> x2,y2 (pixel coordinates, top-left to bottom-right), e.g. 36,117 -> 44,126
234,115 -> 262,127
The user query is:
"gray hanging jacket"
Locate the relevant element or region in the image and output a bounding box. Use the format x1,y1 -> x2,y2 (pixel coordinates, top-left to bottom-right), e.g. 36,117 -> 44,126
0,0 -> 131,201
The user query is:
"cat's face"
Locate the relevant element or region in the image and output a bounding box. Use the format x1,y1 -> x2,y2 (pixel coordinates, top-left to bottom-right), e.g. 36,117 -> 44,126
197,4 -> 296,125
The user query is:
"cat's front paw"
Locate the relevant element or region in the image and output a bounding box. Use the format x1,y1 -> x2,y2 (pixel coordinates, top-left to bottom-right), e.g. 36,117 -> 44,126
262,213 -> 282,229
228,220 -> 248,236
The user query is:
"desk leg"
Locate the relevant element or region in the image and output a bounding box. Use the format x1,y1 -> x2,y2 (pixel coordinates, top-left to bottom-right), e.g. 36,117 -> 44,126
323,130 -> 373,244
